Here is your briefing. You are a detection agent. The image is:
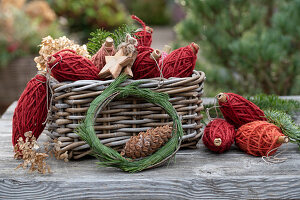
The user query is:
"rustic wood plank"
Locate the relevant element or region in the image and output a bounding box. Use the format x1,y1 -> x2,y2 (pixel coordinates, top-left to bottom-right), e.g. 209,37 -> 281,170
0,100 -> 300,199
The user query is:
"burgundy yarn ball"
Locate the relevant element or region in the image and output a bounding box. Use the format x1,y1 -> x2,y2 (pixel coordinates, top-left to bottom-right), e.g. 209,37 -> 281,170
202,119 -> 236,153
48,49 -> 100,82
91,43 -> 115,71
132,48 -> 160,79
12,73 -> 48,146
131,15 -> 152,48
218,93 -> 267,129
161,43 -> 198,79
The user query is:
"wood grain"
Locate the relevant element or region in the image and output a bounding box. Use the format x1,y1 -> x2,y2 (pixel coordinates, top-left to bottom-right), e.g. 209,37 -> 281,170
0,101 -> 300,199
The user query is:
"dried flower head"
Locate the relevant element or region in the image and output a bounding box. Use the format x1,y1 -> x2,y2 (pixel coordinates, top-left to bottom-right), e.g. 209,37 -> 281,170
50,139 -> 69,162
34,35 -> 91,70
14,131 -> 51,174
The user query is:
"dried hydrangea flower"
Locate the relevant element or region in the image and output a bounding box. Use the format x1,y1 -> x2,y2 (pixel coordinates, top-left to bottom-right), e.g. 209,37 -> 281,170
14,131 -> 51,174
34,35 -> 91,70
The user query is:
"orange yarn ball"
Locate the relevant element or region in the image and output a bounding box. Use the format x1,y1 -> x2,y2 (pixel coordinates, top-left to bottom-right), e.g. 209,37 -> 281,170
236,121 -> 285,157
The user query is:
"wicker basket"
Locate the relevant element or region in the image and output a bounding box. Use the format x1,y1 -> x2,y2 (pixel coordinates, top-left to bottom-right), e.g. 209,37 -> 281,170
45,71 -> 205,159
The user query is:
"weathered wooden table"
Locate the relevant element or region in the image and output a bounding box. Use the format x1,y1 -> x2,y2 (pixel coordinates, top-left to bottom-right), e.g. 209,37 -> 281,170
1,101 -> 300,199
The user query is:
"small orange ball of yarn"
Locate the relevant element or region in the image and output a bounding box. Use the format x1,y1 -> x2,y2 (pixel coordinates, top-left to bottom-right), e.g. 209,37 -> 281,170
236,121 -> 286,156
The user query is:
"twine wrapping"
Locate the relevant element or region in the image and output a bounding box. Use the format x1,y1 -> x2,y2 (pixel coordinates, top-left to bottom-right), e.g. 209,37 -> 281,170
202,119 -> 235,153
236,121 -> 287,157
218,93 -> 267,129
132,48 -> 161,79
12,73 -> 48,146
91,38 -> 115,71
47,49 -> 100,82
131,15 -> 152,48
161,43 -> 198,79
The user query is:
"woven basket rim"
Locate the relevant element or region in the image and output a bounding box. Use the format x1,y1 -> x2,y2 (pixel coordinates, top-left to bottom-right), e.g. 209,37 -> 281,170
50,70 -> 205,92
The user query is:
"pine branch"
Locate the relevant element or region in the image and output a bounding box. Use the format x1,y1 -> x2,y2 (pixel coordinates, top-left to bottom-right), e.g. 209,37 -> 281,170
86,24 -> 137,56
264,109 -> 300,148
247,94 -> 300,114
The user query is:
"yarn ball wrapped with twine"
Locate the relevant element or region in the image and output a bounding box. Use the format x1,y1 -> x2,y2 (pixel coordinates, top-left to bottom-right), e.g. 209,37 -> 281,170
131,15 -> 152,48
202,119 -> 236,153
236,121 -> 288,157
161,43 -> 198,79
12,73 -> 48,147
132,48 -> 161,79
47,49 -> 100,82
91,37 -> 115,71
217,93 -> 267,129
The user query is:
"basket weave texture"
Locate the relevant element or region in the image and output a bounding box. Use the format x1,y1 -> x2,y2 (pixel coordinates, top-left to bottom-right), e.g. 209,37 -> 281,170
46,71 -> 205,159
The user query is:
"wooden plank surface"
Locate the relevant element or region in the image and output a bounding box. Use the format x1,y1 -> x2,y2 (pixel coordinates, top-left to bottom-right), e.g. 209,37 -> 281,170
0,102 -> 300,199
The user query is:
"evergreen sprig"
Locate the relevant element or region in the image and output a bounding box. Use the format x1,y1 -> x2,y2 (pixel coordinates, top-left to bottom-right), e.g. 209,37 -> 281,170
248,94 -> 300,114
76,74 -> 183,172
87,24 -> 137,55
264,109 -> 300,148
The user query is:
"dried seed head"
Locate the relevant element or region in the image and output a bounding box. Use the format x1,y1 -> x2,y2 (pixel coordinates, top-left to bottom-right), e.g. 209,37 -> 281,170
34,35 -> 91,70
14,132 -> 51,174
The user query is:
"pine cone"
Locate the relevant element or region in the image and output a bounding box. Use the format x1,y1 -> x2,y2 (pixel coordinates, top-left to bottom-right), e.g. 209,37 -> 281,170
121,125 -> 172,159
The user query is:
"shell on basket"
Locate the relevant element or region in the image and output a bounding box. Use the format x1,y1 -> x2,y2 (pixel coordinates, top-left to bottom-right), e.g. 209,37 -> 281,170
45,71 -> 205,159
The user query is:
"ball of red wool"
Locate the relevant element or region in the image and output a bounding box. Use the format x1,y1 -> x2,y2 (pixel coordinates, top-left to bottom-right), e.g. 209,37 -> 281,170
202,119 -> 236,153
161,43 -> 197,79
132,48 -> 160,79
131,15 -> 152,48
218,93 -> 267,129
236,121 -> 285,156
12,73 -> 48,146
48,49 -> 100,82
137,46 -> 153,53
134,29 -> 152,48
91,43 -> 115,71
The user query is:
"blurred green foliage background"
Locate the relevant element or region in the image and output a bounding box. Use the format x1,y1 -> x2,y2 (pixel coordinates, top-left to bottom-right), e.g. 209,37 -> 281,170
1,0 -> 299,99
175,0 -> 300,96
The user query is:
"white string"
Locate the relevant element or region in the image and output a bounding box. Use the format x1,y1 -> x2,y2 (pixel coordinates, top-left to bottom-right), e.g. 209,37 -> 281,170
205,95 -> 222,121
150,53 -> 164,89
42,54 -> 62,125
262,143 -> 289,164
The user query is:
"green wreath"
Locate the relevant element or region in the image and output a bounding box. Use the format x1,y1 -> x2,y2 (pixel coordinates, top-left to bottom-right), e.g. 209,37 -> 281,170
76,74 -> 183,172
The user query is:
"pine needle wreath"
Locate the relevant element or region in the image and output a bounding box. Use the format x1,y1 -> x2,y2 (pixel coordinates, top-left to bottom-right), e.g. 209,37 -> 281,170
76,74 -> 183,172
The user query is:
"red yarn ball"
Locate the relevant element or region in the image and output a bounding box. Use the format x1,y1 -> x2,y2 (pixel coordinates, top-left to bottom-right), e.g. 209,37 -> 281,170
91,43 -> 115,71
236,121 -> 285,156
202,119 -> 235,153
132,48 -> 161,79
12,73 -> 48,146
131,15 -> 152,48
48,49 -> 100,82
218,93 -> 267,129
161,43 -> 198,79
137,46 -> 153,53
